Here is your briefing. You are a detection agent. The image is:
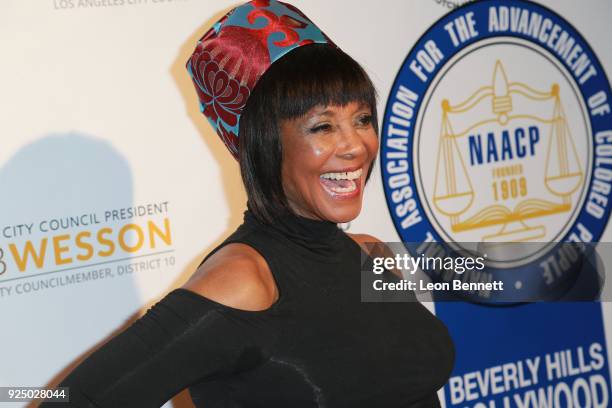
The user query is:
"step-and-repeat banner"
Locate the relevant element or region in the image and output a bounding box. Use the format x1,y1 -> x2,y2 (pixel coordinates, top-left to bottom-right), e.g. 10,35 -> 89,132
1,1 -> 610,407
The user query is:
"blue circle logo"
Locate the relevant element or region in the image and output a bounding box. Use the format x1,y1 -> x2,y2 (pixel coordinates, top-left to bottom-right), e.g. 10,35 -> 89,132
380,0 -> 612,302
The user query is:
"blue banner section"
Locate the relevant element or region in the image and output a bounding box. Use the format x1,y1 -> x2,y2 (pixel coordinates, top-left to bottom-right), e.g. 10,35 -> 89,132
436,302 -> 611,407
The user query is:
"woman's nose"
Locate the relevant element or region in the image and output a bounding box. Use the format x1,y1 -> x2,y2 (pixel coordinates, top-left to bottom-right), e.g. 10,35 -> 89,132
336,126 -> 367,160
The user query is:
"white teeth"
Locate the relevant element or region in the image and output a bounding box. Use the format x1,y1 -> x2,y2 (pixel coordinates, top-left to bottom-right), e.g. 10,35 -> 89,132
320,168 -> 362,180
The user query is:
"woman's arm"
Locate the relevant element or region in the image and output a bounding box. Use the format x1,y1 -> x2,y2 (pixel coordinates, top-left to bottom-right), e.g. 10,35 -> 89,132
39,244 -> 277,408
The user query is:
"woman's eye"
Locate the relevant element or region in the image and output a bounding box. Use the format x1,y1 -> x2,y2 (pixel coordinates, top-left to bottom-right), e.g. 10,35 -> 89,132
310,124 -> 332,133
358,114 -> 373,126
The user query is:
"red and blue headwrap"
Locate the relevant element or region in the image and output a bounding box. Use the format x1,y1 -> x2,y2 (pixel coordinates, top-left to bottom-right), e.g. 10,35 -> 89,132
186,0 -> 337,160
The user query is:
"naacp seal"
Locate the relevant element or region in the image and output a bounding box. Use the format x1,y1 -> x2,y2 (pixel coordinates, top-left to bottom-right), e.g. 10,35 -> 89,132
381,0 -> 612,303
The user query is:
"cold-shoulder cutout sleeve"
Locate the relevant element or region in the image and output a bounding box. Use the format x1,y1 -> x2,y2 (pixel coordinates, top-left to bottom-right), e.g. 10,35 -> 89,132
39,289 -> 278,408
183,242 -> 280,312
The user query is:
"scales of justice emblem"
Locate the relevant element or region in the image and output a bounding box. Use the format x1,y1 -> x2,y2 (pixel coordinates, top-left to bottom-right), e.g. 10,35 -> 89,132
432,60 -> 585,247
383,0 -> 610,301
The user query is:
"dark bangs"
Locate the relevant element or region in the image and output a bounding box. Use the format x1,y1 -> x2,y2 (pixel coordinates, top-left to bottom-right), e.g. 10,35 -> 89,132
239,43 -> 379,224
271,45 -> 379,126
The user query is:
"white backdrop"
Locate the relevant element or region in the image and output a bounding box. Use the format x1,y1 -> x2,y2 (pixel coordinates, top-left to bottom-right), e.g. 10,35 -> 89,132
0,1 -> 610,407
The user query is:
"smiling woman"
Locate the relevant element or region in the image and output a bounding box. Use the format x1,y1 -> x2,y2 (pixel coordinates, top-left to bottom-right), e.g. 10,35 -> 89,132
238,42 -> 379,225
280,101 -> 378,221
41,1 -> 454,407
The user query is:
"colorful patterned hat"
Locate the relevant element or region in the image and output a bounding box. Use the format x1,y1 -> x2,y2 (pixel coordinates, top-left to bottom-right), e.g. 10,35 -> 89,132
186,0 -> 337,160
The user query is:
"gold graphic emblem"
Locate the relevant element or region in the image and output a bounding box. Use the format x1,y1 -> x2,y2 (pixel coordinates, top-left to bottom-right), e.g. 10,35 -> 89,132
433,61 -> 584,242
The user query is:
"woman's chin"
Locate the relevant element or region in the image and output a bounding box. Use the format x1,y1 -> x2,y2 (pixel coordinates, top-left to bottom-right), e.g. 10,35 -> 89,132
321,201 -> 363,224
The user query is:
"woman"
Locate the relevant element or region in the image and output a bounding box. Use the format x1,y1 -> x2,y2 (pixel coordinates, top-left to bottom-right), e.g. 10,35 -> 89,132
41,1 -> 454,407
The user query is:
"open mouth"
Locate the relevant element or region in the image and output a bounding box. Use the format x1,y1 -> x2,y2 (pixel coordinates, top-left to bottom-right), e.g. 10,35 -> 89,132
319,168 -> 362,196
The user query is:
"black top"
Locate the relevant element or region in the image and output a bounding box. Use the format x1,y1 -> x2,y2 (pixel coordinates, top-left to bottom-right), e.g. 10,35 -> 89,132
41,206 -> 455,407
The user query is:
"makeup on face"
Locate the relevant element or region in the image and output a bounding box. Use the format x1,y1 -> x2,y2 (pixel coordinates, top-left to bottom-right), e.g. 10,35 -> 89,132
280,101 -> 379,223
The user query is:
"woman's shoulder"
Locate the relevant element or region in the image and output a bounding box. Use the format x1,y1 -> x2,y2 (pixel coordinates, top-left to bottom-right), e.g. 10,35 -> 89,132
181,242 -> 279,312
346,232 -> 387,257
346,232 -> 402,278
346,232 -> 382,244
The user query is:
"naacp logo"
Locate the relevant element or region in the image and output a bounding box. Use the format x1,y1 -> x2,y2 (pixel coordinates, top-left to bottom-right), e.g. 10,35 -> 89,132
381,0 -> 612,302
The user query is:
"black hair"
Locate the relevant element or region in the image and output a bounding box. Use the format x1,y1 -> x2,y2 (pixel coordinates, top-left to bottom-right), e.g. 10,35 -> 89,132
239,43 -> 379,224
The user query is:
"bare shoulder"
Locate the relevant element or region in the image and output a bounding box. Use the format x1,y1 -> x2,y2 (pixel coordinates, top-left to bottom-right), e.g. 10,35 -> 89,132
181,243 -> 278,311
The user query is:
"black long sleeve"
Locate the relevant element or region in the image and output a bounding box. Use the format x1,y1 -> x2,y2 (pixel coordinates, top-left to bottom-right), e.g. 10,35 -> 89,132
38,205 -> 455,407
39,289 -> 276,408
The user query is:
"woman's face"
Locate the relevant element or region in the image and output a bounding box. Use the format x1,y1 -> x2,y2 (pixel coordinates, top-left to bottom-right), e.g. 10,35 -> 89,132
280,100 -> 379,223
